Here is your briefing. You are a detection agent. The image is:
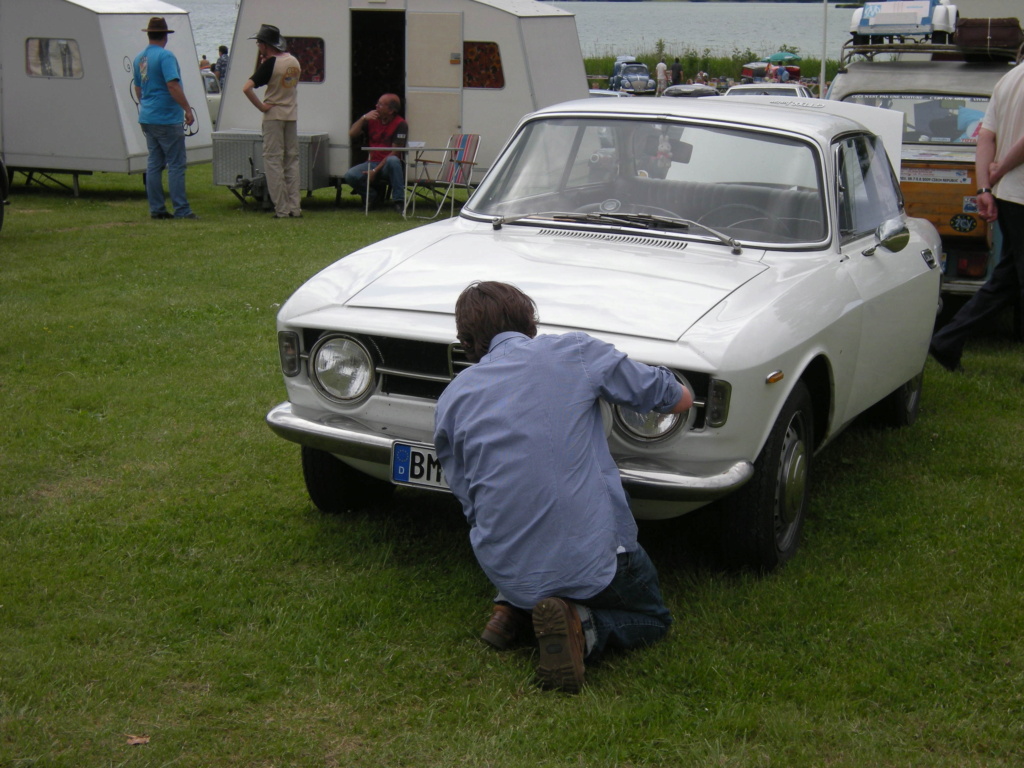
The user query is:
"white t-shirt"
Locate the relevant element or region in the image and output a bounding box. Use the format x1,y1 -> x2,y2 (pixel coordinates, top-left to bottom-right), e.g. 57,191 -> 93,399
656,61 -> 668,82
982,64 -> 1024,205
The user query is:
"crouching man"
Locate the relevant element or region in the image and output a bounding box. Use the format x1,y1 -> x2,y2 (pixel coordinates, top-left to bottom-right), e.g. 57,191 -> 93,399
433,281 -> 692,692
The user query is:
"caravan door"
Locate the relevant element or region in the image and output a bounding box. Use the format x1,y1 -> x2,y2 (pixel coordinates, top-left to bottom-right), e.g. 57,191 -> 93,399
405,12 -> 462,149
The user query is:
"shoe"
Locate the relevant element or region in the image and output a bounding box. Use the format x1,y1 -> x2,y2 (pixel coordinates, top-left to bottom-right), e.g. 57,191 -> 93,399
290,211 -> 303,218
532,597 -> 586,693
481,604 -> 533,651
150,211 -> 173,219
928,343 -> 962,373
391,200 -> 405,214
175,212 -> 200,220
273,213 -> 290,218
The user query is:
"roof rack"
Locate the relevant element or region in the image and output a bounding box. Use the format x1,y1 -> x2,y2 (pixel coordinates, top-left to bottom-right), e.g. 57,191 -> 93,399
839,38 -> 1023,68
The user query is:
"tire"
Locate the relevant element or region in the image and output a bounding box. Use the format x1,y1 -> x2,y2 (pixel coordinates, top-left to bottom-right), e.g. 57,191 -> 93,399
720,382 -> 813,571
301,446 -> 393,514
873,368 -> 923,428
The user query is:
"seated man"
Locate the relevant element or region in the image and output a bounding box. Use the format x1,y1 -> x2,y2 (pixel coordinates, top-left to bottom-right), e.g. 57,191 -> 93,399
434,281 -> 692,693
344,93 -> 408,212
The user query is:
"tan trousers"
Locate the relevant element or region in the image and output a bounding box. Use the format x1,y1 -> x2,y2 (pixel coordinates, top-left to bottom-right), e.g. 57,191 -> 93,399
262,119 -> 300,216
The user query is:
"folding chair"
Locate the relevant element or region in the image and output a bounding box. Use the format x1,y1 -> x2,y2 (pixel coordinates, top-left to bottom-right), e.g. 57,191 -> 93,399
407,134 -> 481,219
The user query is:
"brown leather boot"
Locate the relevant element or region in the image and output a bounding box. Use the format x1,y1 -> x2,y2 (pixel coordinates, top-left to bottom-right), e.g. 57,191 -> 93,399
532,597 -> 586,693
480,603 -> 533,650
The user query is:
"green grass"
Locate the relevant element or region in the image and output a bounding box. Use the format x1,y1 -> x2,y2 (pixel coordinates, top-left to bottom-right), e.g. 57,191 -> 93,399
2,166 -> 1024,766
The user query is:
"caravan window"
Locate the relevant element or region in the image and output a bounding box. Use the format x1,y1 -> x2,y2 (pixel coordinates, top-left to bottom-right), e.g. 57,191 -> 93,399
289,37 -> 325,83
25,38 -> 83,79
464,42 -> 504,89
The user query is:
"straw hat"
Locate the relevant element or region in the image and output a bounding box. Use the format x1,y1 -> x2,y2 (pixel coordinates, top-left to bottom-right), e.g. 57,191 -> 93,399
250,24 -> 285,51
142,17 -> 174,34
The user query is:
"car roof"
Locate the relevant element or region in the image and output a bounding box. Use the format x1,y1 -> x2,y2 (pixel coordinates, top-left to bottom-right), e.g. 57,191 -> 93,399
539,95 -> 871,137
830,60 -> 1012,100
532,96 -> 905,171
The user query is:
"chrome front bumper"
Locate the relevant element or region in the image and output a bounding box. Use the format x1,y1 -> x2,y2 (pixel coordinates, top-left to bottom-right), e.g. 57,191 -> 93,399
266,401 -> 753,503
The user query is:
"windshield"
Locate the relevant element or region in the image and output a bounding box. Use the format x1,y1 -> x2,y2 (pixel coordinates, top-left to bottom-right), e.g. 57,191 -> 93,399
467,116 -> 826,245
841,93 -> 988,145
622,64 -> 648,77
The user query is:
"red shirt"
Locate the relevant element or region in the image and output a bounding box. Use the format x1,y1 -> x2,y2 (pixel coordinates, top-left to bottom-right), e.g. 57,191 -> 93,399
367,116 -> 408,163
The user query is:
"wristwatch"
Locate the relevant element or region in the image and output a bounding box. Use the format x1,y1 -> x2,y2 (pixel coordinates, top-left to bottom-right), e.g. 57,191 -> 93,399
977,187 -> 992,195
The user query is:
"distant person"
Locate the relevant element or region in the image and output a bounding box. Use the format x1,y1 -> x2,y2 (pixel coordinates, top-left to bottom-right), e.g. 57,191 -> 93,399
670,57 -> 682,85
199,54 -> 211,70
132,17 -> 198,220
779,65 -> 790,82
344,93 -> 408,213
930,63 -> 1024,372
655,57 -> 668,96
214,45 -> 229,88
243,24 -> 302,218
434,281 -> 691,693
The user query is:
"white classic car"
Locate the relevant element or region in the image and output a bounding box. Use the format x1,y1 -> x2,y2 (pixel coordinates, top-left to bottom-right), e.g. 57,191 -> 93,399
267,96 -> 942,570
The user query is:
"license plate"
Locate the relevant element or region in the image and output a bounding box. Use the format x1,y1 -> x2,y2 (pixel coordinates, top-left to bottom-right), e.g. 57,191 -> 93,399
391,442 -> 449,490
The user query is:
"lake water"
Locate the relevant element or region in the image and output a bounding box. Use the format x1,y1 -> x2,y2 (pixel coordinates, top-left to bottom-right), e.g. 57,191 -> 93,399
174,0 -> 852,67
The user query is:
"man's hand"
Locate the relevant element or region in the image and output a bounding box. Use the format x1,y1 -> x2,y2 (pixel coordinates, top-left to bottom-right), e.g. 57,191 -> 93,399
184,109 -> 195,127
670,385 -> 694,414
977,191 -> 998,223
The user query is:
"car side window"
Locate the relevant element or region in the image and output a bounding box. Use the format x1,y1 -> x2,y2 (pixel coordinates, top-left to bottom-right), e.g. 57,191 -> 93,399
836,134 -> 902,241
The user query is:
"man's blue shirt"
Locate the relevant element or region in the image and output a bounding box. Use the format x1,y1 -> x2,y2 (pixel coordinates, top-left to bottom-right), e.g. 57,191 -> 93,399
434,331 -> 683,609
134,44 -> 183,125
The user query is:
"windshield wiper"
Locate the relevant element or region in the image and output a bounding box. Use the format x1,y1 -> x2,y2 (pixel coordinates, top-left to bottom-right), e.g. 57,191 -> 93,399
489,210 -> 742,254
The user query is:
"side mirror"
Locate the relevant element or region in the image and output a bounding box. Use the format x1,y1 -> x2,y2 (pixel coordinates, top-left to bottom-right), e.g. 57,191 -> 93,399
863,218 -> 910,256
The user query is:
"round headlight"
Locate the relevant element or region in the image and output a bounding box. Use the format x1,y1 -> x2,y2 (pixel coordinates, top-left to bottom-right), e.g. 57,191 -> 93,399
310,336 -> 374,402
614,373 -> 693,441
615,407 -> 681,441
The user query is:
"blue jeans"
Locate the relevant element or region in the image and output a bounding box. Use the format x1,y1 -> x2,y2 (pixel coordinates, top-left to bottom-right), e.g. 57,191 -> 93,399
931,199 -> 1024,362
576,545 -> 673,661
142,123 -> 193,217
344,155 -> 404,203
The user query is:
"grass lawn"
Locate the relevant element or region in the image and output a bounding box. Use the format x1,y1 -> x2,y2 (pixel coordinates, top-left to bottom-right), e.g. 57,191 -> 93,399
1,165 -> 1023,767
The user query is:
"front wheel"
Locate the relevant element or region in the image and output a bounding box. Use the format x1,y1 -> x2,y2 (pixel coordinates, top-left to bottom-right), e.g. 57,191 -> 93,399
720,382 -> 814,571
301,446 -> 394,514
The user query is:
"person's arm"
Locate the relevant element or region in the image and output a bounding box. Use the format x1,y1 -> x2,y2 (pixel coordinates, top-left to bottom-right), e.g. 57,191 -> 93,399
349,110 -> 377,140
166,79 -> 194,126
989,132 -> 1024,186
242,78 -> 269,113
975,127 -> 999,222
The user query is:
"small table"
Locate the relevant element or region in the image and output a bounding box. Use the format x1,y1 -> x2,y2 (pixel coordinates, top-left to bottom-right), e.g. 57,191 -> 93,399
360,145 -> 453,217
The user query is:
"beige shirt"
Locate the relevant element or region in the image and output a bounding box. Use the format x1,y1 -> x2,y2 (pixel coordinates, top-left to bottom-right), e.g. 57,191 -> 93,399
264,53 -> 300,122
982,64 -> 1024,205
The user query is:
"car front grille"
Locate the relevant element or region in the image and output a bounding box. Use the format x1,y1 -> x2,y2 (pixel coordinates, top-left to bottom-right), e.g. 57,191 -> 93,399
302,330 -> 707,427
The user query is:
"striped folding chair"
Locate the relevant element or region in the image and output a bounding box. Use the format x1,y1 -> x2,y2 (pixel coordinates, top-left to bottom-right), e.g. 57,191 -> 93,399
407,134 -> 481,219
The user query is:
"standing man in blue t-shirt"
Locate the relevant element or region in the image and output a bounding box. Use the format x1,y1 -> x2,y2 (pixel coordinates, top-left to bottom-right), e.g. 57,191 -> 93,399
434,282 -> 692,693
133,17 -> 198,220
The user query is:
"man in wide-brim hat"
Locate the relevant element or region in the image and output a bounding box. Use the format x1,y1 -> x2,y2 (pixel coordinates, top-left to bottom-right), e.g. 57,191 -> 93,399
142,16 -> 174,34
132,17 -> 199,219
249,23 -> 285,50
242,25 -> 303,218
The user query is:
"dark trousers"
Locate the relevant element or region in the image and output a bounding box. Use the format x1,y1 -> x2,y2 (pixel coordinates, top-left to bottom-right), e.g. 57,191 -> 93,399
931,198 -> 1024,364
577,544 -> 672,661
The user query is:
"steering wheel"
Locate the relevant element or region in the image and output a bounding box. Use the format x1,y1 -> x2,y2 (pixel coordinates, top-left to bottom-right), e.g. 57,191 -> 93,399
697,203 -> 773,231
575,200 -> 679,219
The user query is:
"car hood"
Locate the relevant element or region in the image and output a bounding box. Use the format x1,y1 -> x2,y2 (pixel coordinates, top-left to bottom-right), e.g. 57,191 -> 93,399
289,225 -> 768,342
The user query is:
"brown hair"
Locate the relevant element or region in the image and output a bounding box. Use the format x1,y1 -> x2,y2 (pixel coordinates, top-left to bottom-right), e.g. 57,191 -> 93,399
455,281 -> 538,362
